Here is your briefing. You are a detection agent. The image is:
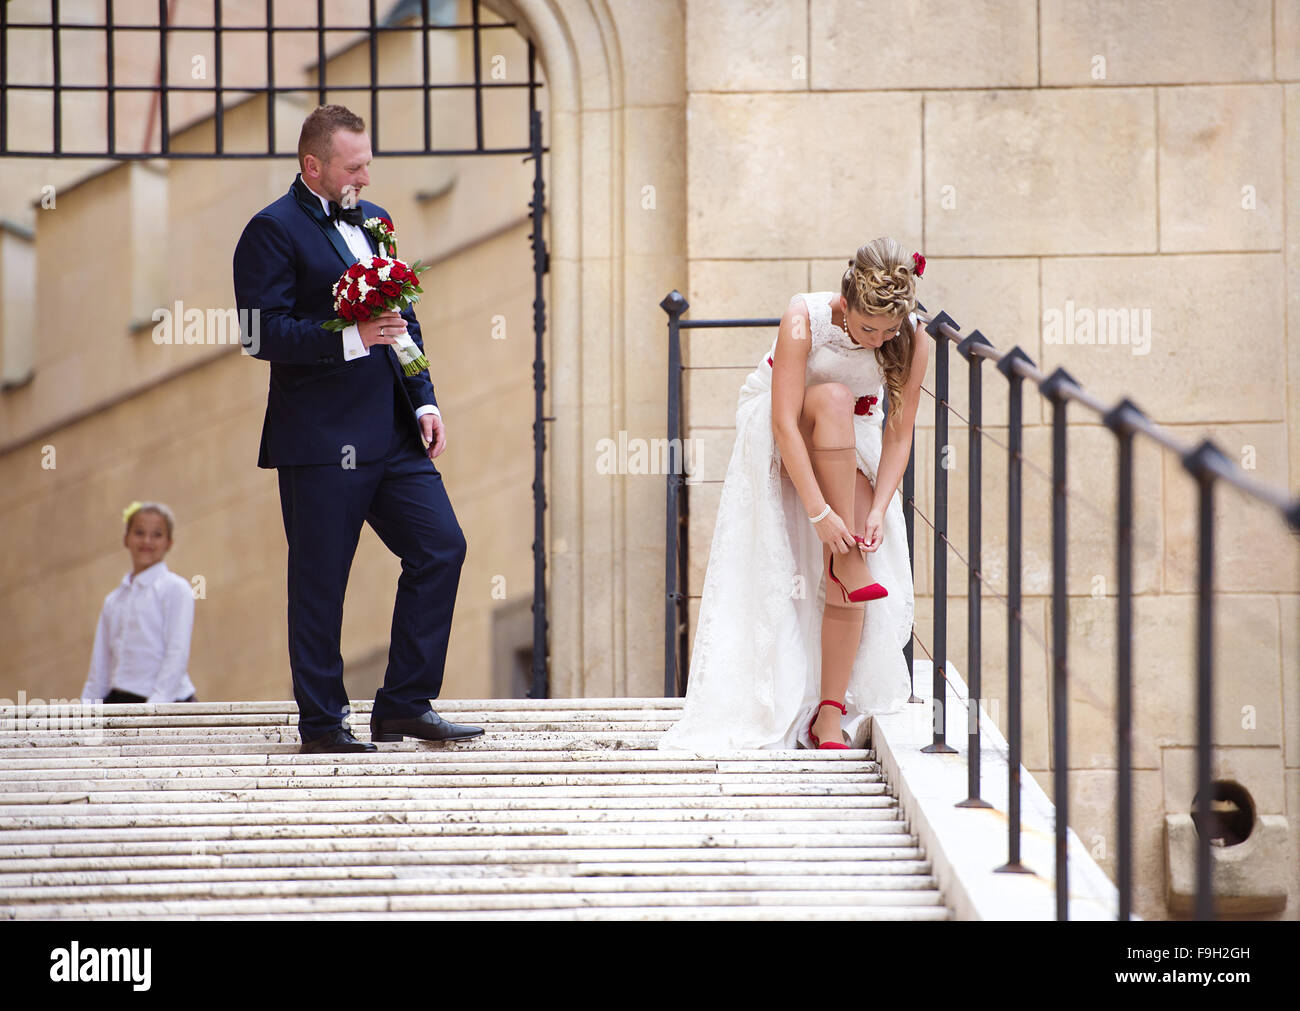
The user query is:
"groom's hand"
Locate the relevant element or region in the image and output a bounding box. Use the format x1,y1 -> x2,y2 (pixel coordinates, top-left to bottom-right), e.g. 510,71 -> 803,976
358,310 -> 406,350
420,411 -> 446,460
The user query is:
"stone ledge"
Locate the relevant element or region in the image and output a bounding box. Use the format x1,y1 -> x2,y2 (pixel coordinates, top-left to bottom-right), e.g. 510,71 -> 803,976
870,660 -> 1128,920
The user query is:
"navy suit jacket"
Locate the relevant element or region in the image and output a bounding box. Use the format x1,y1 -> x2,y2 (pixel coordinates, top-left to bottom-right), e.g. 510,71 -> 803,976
233,175 -> 438,469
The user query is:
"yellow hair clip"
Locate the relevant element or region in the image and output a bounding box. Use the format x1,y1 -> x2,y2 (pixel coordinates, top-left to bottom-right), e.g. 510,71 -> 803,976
122,501 -> 144,524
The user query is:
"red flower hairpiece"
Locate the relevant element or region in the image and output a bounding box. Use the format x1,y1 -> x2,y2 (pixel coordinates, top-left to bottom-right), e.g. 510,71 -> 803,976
912,252 -> 926,277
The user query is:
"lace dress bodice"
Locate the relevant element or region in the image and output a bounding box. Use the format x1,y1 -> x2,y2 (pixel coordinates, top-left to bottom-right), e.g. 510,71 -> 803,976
758,291 -> 899,416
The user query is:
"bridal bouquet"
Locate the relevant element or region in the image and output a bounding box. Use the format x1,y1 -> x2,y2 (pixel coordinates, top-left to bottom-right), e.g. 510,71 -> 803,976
322,254 -> 431,376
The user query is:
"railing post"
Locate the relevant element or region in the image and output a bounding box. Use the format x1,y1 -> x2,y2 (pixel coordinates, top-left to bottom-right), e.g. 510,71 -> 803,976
956,330 -> 994,810
923,310 -> 960,754
526,107 -> 551,700
994,345 -> 1036,876
1102,396 -> 1147,921
905,302 -> 924,704
1041,366 -> 1080,919
1181,438 -> 1233,920
661,290 -> 689,697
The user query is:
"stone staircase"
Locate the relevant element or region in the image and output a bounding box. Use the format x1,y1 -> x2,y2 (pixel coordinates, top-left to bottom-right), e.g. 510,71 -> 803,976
0,698 -> 952,920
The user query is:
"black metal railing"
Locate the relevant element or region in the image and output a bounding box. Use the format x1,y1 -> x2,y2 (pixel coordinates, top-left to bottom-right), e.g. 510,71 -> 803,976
662,289 -> 1300,920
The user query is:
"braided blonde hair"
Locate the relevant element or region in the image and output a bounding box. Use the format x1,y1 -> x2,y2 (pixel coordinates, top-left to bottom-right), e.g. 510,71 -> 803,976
841,237 -> 919,432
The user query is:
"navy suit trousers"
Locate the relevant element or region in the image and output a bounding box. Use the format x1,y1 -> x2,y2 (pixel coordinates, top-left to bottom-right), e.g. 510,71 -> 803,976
276,408 -> 466,739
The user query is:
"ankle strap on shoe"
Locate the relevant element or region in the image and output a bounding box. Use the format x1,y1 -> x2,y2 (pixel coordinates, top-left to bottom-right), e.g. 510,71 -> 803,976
817,699 -> 847,716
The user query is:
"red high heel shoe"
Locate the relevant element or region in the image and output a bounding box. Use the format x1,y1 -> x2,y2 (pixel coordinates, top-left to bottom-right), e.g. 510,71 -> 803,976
809,699 -> 850,750
827,536 -> 888,603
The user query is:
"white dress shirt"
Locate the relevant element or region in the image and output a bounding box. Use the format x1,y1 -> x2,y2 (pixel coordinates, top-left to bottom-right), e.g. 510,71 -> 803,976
302,181 -> 441,424
82,560 -> 197,703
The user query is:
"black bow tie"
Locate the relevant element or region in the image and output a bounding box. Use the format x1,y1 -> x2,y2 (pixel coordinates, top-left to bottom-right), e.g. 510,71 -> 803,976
329,201 -> 364,226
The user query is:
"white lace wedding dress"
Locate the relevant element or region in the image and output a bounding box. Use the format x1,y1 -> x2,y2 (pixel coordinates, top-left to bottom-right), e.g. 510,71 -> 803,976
658,291 -> 915,752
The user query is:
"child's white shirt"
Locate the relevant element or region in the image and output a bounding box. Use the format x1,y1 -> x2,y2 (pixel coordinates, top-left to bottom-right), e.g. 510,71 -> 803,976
82,559 -> 197,702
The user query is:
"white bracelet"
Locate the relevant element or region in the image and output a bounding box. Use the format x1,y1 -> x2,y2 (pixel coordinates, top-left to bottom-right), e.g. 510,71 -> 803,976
808,503 -> 831,524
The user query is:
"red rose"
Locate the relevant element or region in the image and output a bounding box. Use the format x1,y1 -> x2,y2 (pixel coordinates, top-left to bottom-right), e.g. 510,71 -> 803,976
379,280 -> 401,297
347,263 -> 366,279
338,302 -> 354,321
373,258 -> 388,269
380,217 -> 393,229
347,281 -> 361,302
364,289 -> 384,308
364,269 -> 380,285
912,252 -> 926,277
389,263 -> 408,281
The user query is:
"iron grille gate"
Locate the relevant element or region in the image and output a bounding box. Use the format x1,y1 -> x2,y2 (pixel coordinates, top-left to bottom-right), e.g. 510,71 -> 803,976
1,0 -> 552,698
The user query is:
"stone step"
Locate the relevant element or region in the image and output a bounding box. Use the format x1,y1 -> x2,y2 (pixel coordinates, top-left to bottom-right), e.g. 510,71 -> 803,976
2,705 -> 687,720
0,872 -> 941,897
0,831 -> 920,857
0,741 -> 878,760
2,698 -> 687,715
1,722 -> 683,739
0,817 -> 912,845
0,754 -> 883,773
1,784 -> 896,806
0,857 -> 934,880
0,774 -> 883,790
0,883 -> 951,904
0,851 -> 932,874
2,898 -> 951,920
0,741 -> 876,756
0,874 -> 949,906
0,794 -> 899,817
2,731 -> 680,746
3,807 -> 903,830
1,716 -> 685,734
2,884 -> 938,908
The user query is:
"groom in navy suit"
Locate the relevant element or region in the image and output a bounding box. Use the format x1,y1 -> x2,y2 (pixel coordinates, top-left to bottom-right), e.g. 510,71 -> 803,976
233,104 -> 483,754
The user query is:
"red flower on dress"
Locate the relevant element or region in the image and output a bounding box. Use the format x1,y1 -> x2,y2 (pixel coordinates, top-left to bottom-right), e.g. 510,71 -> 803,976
912,252 -> 926,277
854,394 -> 878,416
767,355 -> 774,366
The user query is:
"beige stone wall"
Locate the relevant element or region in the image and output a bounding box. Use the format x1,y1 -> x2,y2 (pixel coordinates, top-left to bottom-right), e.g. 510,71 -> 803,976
680,0 -> 1299,919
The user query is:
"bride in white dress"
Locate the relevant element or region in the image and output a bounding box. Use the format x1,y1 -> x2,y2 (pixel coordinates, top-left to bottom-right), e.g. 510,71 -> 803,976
659,237 -> 928,752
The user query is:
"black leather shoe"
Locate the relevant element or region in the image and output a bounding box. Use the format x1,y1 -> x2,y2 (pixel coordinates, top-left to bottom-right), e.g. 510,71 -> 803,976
371,709 -> 484,743
299,726 -> 377,754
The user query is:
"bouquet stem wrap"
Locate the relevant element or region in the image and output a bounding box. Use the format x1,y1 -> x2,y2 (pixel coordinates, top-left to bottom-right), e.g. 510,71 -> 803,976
390,332 -> 429,376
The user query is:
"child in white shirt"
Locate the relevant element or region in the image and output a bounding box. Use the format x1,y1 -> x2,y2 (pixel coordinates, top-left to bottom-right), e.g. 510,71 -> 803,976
82,501 -> 198,704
